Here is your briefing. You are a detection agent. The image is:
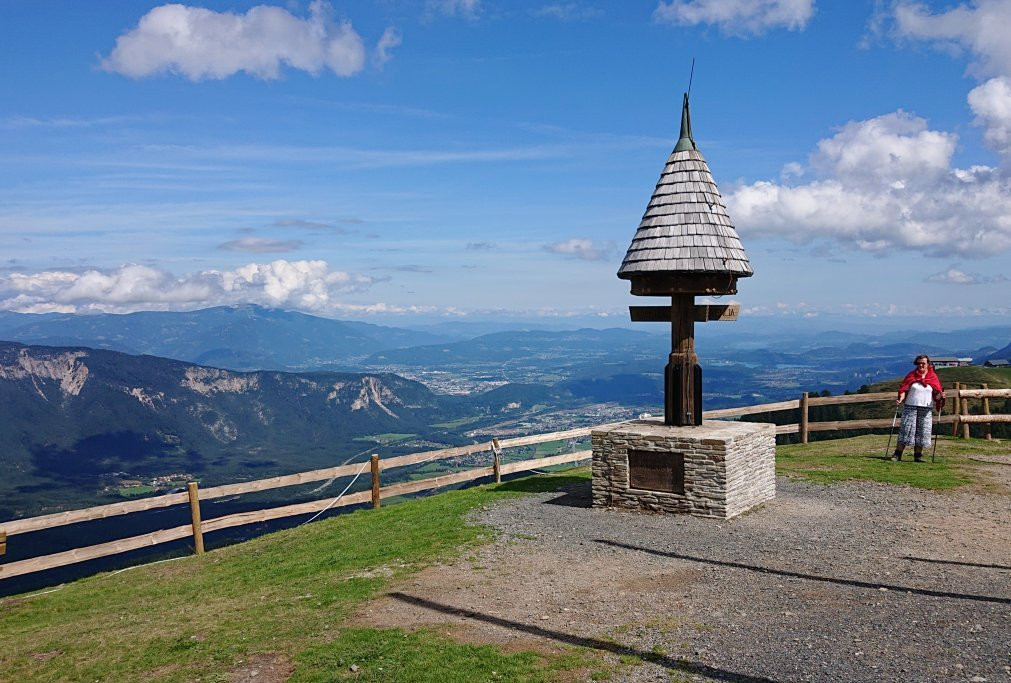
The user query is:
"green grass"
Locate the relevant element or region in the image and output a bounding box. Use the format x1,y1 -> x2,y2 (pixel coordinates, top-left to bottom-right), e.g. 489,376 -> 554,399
430,416 -> 482,429
291,627 -> 593,682
0,472 -> 594,683
352,433 -> 417,444
4,432 -> 1006,682
117,485 -> 156,496
776,434 -> 1006,490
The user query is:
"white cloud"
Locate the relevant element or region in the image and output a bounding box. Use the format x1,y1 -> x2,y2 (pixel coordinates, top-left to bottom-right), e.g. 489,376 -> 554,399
926,267 -> 1009,284
652,0 -> 815,36
968,76 -> 1011,158
0,260 -> 377,314
533,3 -> 603,21
725,111 -> 1011,256
427,0 -> 481,20
218,237 -> 303,253
927,268 -> 977,284
891,0 -> 1011,79
373,27 -> 402,67
544,238 -> 613,261
100,1 -> 370,81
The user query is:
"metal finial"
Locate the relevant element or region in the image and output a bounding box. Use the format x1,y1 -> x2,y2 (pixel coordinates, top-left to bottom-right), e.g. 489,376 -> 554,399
673,91 -> 696,153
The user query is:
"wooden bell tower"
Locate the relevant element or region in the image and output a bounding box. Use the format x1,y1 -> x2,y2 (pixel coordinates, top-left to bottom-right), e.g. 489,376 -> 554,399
618,93 -> 752,426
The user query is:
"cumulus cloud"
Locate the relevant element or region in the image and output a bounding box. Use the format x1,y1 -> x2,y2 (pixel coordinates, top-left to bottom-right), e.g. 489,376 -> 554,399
533,3 -> 603,21
968,76 -> 1011,158
926,267 -> 1009,284
544,238 -> 614,261
0,260 -> 376,314
877,3 -> 1011,164
100,1 -> 385,80
653,0 -> 814,36
891,0 -> 1011,78
725,110 -> 1011,256
218,237 -> 303,253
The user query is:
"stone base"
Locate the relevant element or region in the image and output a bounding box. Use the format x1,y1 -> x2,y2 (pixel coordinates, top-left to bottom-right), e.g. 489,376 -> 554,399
591,419 -> 776,519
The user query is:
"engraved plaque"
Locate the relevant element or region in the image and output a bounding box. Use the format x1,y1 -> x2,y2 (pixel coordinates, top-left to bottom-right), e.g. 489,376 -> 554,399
628,450 -> 685,494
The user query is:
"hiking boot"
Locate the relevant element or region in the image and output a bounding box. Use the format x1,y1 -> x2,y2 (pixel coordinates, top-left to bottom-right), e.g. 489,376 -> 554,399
913,455 -> 924,462
891,451 -> 902,461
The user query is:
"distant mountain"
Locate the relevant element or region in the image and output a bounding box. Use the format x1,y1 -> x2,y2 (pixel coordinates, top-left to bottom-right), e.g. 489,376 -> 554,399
0,341 -> 469,520
366,328 -> 667,368
981,341 -> 1011,364
0,305 -> 452,371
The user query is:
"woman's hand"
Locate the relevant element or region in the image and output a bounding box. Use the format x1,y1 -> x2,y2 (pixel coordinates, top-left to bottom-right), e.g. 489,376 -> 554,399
896,392 -> 906,405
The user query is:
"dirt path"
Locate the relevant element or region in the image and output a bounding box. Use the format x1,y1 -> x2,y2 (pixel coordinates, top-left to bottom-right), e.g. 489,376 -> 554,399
352,474 -> 1011,682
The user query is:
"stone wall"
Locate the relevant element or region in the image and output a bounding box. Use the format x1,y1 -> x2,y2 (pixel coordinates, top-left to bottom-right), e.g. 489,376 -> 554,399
591,419 -> 776,519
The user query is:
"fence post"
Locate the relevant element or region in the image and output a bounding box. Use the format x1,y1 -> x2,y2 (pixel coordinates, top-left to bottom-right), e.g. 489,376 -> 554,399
370,454 -> 381,509
799,392 -> 809,444
492,438 -> 502,484
961,396 -> 971,440
0,530 -> 6,557
983,383 -> 992,440
187,482 -> 204,555
952,383 -> 961,437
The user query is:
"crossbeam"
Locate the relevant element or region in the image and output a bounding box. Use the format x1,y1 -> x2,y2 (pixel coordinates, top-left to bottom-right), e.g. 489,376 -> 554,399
629,304 -> 739,323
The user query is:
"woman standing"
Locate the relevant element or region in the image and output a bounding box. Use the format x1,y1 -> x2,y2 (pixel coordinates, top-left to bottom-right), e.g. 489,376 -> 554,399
893,355 -> 945,462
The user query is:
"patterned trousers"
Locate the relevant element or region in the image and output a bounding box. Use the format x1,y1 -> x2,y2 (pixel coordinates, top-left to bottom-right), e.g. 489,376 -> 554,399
898,405 -> 933,448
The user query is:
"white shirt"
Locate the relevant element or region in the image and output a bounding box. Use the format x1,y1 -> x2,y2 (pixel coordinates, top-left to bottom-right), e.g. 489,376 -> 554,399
905,380 -> 934,407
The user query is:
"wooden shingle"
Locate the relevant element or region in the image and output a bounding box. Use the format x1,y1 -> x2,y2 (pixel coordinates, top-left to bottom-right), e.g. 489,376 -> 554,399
618,95 -> 752,285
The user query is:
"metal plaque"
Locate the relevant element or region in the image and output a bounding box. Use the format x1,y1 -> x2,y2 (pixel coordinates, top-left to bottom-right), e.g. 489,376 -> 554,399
627,450 -> 685,494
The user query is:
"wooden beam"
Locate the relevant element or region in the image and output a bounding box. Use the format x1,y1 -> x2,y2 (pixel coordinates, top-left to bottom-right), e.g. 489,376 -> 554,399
694,304 -> 739,322
0,530 -> 5,556
628,304 -> 739,323
0,525 -> 193,580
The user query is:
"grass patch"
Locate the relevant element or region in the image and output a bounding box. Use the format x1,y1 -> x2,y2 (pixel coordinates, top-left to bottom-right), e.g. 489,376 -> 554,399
0,471 -> 590,682
117,485 -> 156,496
353,433 -> 417,444
776,434 -> 1005,490
290,627 -> 593,682
430,416 -> 482,429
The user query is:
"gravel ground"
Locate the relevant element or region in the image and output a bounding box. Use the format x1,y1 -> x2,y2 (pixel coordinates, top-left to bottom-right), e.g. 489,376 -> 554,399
354,471 -> 1011,683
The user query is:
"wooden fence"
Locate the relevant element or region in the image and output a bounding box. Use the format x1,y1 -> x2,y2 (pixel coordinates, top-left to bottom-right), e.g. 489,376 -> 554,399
2,383 -> 1008,581
0,425 -> 618,580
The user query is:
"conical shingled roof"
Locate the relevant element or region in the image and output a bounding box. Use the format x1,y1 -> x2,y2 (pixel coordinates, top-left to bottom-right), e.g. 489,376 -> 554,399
618,93 -> 752,284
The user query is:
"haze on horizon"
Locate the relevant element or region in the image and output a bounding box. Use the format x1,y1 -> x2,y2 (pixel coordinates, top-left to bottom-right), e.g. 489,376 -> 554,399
2,1 -> 1010,328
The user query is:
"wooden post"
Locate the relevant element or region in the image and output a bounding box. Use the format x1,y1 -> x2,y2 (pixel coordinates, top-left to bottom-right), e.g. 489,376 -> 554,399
952,383 -> 961,437
665,293 -> 700,426
982,383 -> 992,440
961,397 -> 971,440
370,454 -> 381,509
0,530 -> 6,557
492,438 -> 502,484
800,392 -> 809,444
187,482 -> 204,555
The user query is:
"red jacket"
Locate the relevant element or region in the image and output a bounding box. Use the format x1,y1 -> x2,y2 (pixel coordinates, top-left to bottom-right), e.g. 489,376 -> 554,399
898,366 -> 945,408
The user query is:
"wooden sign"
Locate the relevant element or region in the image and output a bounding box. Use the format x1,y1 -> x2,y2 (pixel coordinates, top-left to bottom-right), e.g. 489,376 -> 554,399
629,304 -> 739,323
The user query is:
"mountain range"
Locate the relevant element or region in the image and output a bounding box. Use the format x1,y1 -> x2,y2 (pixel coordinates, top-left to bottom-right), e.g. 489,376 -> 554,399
0,305 -> 452,371
0,340 -> 533,520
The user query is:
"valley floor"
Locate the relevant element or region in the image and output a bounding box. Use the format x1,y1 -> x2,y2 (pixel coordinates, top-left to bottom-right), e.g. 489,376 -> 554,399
356,460 -> 1011,682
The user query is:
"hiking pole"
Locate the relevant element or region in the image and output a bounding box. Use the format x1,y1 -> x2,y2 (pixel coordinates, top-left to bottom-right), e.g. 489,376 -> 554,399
932,394 -> 946,463
931,406 -> 939,463
885,404 -> 900,459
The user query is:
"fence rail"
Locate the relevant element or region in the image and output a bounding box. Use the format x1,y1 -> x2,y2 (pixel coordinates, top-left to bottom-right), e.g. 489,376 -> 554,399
2,385 -> 1007,581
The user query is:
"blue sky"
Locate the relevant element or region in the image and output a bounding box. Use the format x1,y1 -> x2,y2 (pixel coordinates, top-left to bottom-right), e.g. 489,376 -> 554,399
2,0 -> 1010,327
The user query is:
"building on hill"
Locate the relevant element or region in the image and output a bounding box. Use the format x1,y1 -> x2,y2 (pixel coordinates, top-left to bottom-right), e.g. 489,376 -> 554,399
932,356 -> 971,367
984,359 -> 1010,368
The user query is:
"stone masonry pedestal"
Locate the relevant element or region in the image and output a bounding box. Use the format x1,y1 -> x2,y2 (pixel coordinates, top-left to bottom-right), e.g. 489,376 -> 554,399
591,420 -> 776,519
